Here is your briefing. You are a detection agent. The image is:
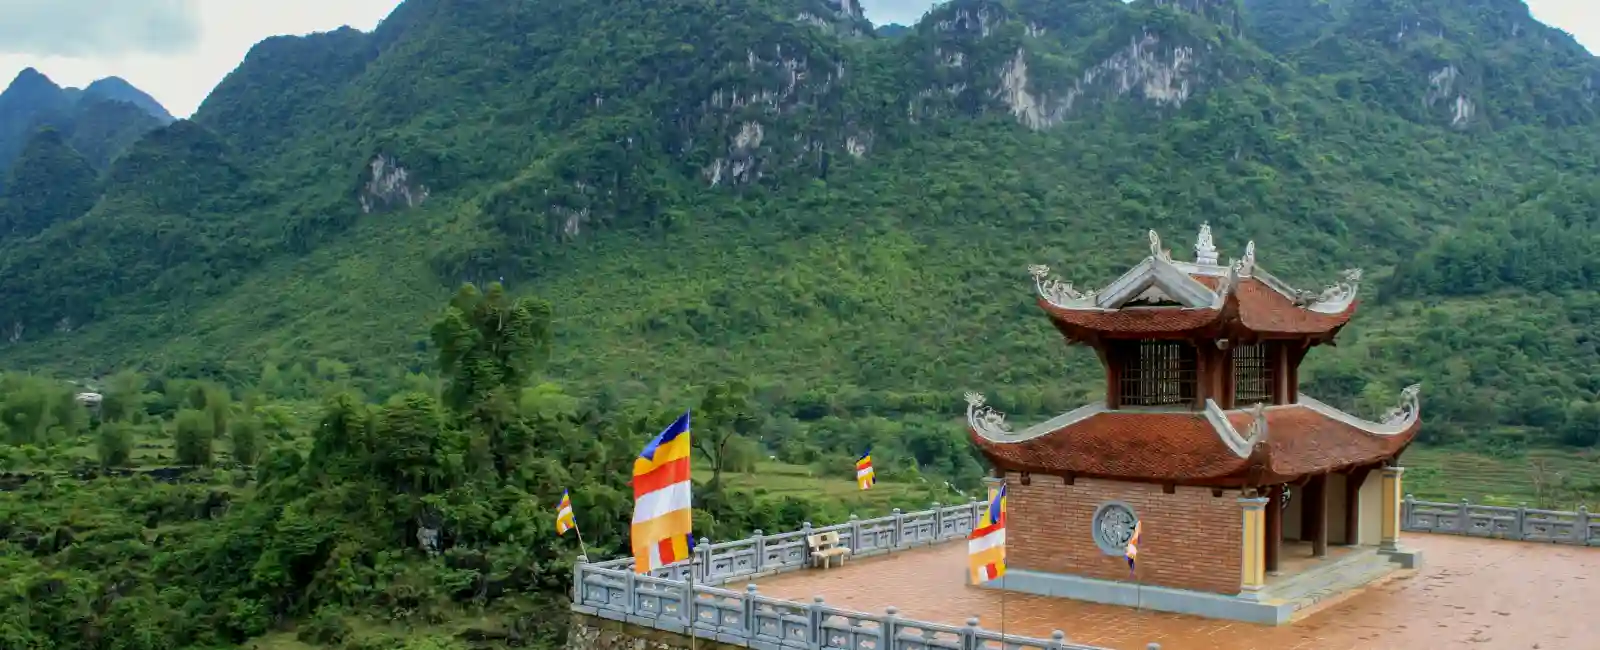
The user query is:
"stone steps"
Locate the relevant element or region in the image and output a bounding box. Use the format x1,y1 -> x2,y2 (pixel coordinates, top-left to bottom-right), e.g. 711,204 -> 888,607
1259,550 -> 1400,614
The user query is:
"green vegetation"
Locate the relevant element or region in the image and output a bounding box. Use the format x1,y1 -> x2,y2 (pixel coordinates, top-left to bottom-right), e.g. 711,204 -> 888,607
1,0 -> 1598,647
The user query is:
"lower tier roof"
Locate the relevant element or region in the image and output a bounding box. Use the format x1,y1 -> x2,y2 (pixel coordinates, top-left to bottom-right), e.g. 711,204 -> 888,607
964,387 -> 1420,486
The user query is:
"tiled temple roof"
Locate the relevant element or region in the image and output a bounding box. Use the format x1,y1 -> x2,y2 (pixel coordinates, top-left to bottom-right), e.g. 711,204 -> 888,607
1029,226 -> 1361,339
963,387 -> 1421,486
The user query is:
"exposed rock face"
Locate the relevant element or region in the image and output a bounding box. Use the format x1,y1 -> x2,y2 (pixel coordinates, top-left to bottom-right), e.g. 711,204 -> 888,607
993,33 -> 1199,131
358,154 -> 429,213
1424,65 -> 1475,128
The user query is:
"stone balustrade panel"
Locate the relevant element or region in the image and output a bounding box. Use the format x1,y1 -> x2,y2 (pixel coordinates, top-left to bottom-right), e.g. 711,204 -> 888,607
570,501 -> 1144,650
1402,496 -> 1597,545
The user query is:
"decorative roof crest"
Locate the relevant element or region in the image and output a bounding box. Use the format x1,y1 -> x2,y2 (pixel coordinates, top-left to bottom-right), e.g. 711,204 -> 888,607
1204,399 -> 1270,457
1211,259 -> 1243,308
1293,268 -> 1362,314
1380,383 -> 1422,426
1028,264 -> 1097,308
965,392 -> 1013,439
1241,402 -> 1269,450
1239,240 -> 1257,276
1195,222 -> 1218,266
1147,230 -> 1173,262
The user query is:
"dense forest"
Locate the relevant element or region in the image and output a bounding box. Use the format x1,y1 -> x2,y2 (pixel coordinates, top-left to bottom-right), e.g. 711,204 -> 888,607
1,0 -> 1599,647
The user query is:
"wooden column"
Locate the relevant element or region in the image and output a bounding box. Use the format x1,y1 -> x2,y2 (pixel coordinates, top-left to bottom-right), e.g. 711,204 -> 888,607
1265,484 -> 1283,573
1099,344 -> 1119,409
1380,466 -> 1405,552
1344,467 -> 1372,545
1238,496 -> 1269,598
1308,474 -> 1329,558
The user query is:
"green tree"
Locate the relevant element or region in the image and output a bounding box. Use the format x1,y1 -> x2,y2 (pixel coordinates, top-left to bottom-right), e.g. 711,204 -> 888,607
694,380 -> 759,489
96,421 -> 133,468
231,416 -> 261,466
173,408 -> 214,466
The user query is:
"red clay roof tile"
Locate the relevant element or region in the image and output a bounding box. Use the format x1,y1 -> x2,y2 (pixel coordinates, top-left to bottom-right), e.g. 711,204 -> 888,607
971,404 -> 1417,484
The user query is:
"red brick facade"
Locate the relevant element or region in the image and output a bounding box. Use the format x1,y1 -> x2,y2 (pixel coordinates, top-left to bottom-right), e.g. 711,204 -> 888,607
1004,473 -> 1242,594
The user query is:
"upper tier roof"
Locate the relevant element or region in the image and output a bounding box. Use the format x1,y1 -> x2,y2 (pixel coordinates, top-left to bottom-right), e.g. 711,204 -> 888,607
964,386 -> 1421,486
1028,225 -> 1361,340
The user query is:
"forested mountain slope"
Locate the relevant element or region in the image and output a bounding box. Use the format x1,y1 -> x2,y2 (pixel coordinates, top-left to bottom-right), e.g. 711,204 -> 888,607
0,0 -> 1596,449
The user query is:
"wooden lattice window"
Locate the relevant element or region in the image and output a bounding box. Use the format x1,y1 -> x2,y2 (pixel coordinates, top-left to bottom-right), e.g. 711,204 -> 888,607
1233,342 -> 1274,406
1117,340 -> 1196,407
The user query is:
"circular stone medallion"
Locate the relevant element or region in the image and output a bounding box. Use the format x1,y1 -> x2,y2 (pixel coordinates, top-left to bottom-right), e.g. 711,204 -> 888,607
1091,501 -> 1139,555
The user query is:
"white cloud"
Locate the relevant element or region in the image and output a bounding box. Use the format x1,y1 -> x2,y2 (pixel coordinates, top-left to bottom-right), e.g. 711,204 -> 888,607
0,1 -> 401,118
0,0 -> 202,57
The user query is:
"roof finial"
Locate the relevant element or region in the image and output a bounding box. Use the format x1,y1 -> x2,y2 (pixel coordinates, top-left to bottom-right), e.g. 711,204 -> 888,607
1195,222 -> 1218,266
1240,241 -> 1256,275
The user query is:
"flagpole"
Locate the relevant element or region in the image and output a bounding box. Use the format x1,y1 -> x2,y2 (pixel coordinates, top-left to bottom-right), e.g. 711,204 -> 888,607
573,525 -> 592,561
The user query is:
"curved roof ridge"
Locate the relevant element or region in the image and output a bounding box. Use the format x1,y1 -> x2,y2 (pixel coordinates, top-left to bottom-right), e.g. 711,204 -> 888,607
1202,399 -> 1269,457
1297,384 -> 1422,436
964,392 -> 1106,443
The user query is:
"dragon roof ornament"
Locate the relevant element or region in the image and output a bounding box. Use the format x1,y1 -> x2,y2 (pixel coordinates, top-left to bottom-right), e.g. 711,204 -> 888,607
1209,259 -> 1244,309
1381,383 -> 1422,426
1239,241 -> 1257,276
1029,264 -> 1098,308
1195,222 -> 1218,266
1291,268 -> 1362,314
1148,229 -> 1173,262
965,392 -> 1013,439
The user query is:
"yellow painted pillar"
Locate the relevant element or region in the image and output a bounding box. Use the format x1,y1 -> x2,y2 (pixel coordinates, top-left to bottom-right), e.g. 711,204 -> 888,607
1238,496 -> 1269,599
1380,466 -> 1405,551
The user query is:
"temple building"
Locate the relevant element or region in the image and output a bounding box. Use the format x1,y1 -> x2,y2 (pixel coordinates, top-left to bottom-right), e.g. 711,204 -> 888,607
963,224 -> 1423,625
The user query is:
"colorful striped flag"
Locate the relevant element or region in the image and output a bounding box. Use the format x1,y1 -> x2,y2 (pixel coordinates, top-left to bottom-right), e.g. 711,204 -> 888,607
556,489 -> 576,535
855,449 -> 876,490
968,484 -> 1007,583
631,410 -> 694,574
1125,520 -> 1142,576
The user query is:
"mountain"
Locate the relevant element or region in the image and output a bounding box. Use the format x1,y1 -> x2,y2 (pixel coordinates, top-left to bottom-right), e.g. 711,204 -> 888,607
0,68 -> 171,188
0,0 -> 1596,449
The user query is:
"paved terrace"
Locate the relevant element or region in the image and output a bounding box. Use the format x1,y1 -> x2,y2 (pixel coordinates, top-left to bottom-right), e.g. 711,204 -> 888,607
750,533 -> 1600,650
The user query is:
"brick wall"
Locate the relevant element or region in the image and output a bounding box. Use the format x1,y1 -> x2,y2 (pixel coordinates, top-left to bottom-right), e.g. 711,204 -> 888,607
1005,474 -> 1242,594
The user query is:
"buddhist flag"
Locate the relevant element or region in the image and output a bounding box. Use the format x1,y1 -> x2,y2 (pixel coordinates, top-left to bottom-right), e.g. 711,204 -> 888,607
631,410 -> 694,574
855,449 -> 876,490
1125,520 -> 1142,575
968,484 -> 1007,583
556,489 -> 577,535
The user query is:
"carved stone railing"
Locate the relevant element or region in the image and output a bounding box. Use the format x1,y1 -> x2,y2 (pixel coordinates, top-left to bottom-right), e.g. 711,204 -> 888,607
1402,495 -> 1600,545
572,501 -> 1163,650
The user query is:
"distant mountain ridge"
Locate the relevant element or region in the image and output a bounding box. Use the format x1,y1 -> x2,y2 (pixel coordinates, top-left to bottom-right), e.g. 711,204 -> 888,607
0,68 -> 174,186
0,0 -> 1594,451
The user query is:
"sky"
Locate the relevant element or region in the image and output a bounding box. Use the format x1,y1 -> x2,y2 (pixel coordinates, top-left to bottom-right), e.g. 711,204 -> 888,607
0,0 -> 1595,119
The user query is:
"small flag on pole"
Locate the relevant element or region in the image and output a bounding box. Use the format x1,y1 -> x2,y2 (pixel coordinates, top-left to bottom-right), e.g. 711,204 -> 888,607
631,410 -> 695,574
968,484 -> 1007,583
556,489 -> 577,535
856,449 -> 876,490
1125,520 -> 1142,575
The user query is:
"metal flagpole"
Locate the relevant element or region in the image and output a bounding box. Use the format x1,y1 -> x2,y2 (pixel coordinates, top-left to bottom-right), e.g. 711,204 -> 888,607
687,562 -> 699,650
999,572 -> 1009,648
573,525 -> 592,562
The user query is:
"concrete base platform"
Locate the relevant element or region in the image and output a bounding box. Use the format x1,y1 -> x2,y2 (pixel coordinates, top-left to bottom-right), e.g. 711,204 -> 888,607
977,546 -> 1417,626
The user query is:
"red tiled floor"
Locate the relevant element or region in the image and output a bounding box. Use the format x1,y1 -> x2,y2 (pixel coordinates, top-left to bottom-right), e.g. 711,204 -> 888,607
749,534 -> 1600,650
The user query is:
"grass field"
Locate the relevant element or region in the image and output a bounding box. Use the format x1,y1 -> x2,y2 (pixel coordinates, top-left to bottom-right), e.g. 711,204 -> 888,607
1403,445 -> 1600,508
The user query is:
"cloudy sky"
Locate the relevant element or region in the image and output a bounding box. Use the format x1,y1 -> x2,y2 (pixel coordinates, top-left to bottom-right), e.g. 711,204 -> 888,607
1,0 -> 1595,118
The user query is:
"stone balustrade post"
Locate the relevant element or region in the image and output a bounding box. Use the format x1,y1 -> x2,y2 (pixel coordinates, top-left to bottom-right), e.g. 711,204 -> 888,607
802,521 -> 814,566
1147,644 -> 1162,650
880,607 -> 899,650
1049,630 -> 1066,650
1238,496 -> 1268,600
752,529 -> 766,571
1577,507 -> 1591,545
697,537 -> 711,582
1516,503 -> 1528,541
891,509 -> 904,548
573,555 -> 588,603
961,617 -> 980,650
807,596 -> 825,645
623,568 -> 637,615
1380,466 -> 1405,551
932,502 -> 943,539
743,584 -> 758,635
848,515 -> 861,551
969,498 -> 980,533
1402,494 -> 1414,531
1456,499 -> 1470,536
